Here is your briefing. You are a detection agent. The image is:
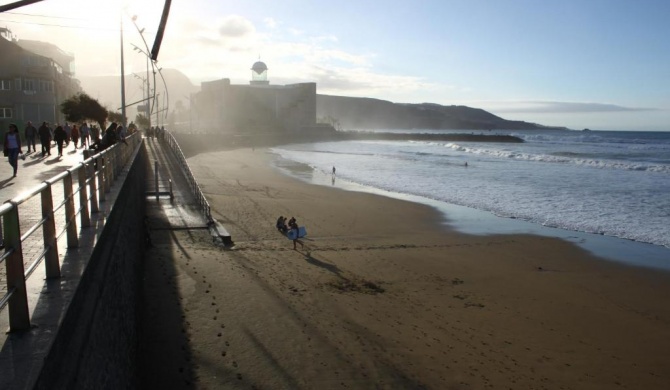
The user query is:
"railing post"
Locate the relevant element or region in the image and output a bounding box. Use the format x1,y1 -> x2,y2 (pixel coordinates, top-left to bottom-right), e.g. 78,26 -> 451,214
116,143 -> 122,175
107,148 -> 115,182
97,154 -> 106,202
169,178 -> 173,201
78,164 -> 91,227
103,153 -> 111,194
41,184 -> 60,278
89,157 -> 99,212
63,172 -> 79,248
155,160 -> 159,201
113,144 -> 120,179
3,202 -> 30,331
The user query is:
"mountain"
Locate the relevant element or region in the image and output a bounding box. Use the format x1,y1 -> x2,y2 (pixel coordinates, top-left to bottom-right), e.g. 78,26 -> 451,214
78,68 -> 199,116
79,71 -> 564,131
316,95 -> 566,130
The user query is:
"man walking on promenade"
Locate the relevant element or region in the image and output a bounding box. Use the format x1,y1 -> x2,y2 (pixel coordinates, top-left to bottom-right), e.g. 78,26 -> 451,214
80,122 -> 90,148
24,121 -> 37,152
63,122 -> 71,146
54,124 -> 66,157
38,121 -> 52,157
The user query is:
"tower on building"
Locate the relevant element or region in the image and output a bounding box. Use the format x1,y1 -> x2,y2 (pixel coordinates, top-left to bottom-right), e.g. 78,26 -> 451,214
250,60 -> 269,85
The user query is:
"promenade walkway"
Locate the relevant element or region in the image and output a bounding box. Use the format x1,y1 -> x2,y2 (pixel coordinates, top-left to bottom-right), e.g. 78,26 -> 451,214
0,133 -> 213,389
0,144 -> 92,298
0,139 -> 140,389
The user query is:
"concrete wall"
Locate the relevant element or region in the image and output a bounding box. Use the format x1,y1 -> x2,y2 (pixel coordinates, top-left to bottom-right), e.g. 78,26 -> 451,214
33,145 -> 148,389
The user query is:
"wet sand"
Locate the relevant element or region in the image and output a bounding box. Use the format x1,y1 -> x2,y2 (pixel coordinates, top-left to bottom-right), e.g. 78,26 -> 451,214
141,147 -> 670,389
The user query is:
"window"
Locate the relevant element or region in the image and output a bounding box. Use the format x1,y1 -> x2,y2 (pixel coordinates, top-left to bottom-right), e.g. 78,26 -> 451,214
21,55 -> 49,67
22,79 -> 36,92
0,107 -> 13,118
0,80 -> 11,90
39,80 -> 54,92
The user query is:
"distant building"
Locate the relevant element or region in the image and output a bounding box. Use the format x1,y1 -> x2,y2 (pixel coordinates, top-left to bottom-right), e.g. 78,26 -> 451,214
194,60 -> 316,134
0,27 -> 81,131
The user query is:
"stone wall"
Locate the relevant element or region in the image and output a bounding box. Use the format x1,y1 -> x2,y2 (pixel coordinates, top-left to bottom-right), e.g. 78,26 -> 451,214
33,145 -> 148,389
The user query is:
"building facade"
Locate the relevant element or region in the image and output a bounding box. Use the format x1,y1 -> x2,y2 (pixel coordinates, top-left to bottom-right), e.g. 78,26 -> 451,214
0,27 -> 81,131
194,61 -> 316,134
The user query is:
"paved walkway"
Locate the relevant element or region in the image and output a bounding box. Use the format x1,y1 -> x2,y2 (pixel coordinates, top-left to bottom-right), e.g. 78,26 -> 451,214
0,142 -> 92,297
0,135 -> 212,389
0,142 -> 89,201
0,139 -> 138,389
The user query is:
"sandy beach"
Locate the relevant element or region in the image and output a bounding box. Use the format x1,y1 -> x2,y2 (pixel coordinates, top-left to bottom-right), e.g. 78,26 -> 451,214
140,147 -> 670,389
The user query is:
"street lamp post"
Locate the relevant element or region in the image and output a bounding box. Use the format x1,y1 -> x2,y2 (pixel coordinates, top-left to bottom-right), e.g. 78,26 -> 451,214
132,45 -> 151,128
130,16 -> 169,130
120,16 -> 127,127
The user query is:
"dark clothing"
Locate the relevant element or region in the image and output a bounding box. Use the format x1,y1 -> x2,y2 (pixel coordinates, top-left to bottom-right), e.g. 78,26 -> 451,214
276,216 -> 288,233
38,124 -> 52,156
54,126 -> 67,156
71,126 -> 79,149
24,124 -> 37,152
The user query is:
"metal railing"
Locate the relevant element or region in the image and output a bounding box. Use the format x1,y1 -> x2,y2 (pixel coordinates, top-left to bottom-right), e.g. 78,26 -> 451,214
0,133 -> 141,332
160,129 -> 212,223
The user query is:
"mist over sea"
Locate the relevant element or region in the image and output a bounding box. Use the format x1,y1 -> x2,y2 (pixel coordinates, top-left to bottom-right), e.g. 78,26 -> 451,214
270,129 -> 670,268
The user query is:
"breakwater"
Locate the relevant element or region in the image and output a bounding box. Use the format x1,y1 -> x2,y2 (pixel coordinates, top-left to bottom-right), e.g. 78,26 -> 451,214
174,130 -> 523,158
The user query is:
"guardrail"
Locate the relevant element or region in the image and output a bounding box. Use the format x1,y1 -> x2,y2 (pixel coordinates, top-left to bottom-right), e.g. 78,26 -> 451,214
0,133 -> 141,332
160,130 -> 212,223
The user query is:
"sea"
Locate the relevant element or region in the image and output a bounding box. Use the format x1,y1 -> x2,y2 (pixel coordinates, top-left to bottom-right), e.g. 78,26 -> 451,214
269,129 -> 670,271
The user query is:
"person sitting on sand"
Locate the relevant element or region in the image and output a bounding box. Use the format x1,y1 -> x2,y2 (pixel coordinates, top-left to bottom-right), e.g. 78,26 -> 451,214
276,216 -> 288,233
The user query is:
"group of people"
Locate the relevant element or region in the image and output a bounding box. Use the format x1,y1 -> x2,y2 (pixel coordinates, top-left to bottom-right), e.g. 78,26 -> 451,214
145,125 -> 165,139
3,119 -> 137,178
26,121 -> 100,158
276,216 -> 304,249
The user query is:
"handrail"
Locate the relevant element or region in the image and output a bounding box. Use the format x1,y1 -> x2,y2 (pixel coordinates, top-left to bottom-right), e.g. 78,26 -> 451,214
159,130 -> 213,223
0,132 -> 142,331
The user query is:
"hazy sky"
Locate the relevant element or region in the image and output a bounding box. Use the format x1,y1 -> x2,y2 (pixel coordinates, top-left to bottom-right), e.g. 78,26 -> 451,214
2,0 -> 669,130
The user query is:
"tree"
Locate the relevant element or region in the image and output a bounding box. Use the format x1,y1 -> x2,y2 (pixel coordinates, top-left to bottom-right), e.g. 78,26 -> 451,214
135,114 -> 150,129
107,111 -> 125,125
60,93 -> 108,129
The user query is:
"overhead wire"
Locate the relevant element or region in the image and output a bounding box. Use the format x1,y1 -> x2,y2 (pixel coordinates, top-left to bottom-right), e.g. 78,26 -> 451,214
0,11 -> 155,33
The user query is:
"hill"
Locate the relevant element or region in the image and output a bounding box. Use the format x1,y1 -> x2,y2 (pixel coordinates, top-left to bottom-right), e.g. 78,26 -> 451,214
316,95 -> 566,130
78,68 -> 199,117
78,72 -> 564,131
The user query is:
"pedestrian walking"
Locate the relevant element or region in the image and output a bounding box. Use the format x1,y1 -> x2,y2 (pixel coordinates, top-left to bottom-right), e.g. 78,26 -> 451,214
24,121 -> 37,152
38,121 -> 52,157
4,123 -> 23,177
54,124 -> 67,157
63,122 -> 71,146
91,125 -> 100,143
80,122 -> 90,148
71,124 -> 79,150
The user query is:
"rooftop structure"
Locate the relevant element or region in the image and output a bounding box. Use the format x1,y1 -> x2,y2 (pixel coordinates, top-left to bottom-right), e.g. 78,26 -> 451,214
194,60 -> 316,134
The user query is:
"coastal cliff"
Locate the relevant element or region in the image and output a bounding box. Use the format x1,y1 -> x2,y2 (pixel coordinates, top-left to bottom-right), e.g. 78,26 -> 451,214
317,94 -> 567,131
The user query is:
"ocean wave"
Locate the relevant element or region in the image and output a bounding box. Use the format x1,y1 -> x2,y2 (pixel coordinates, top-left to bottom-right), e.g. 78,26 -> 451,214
512,132 -> 670,147
444,143 -> 670,173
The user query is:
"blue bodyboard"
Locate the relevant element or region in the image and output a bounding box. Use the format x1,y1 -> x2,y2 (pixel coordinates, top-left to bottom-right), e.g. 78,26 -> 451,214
287,226 -> 307,240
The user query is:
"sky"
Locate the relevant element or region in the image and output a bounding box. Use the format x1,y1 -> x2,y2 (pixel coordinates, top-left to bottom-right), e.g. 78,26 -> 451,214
1,0 -> 669,131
